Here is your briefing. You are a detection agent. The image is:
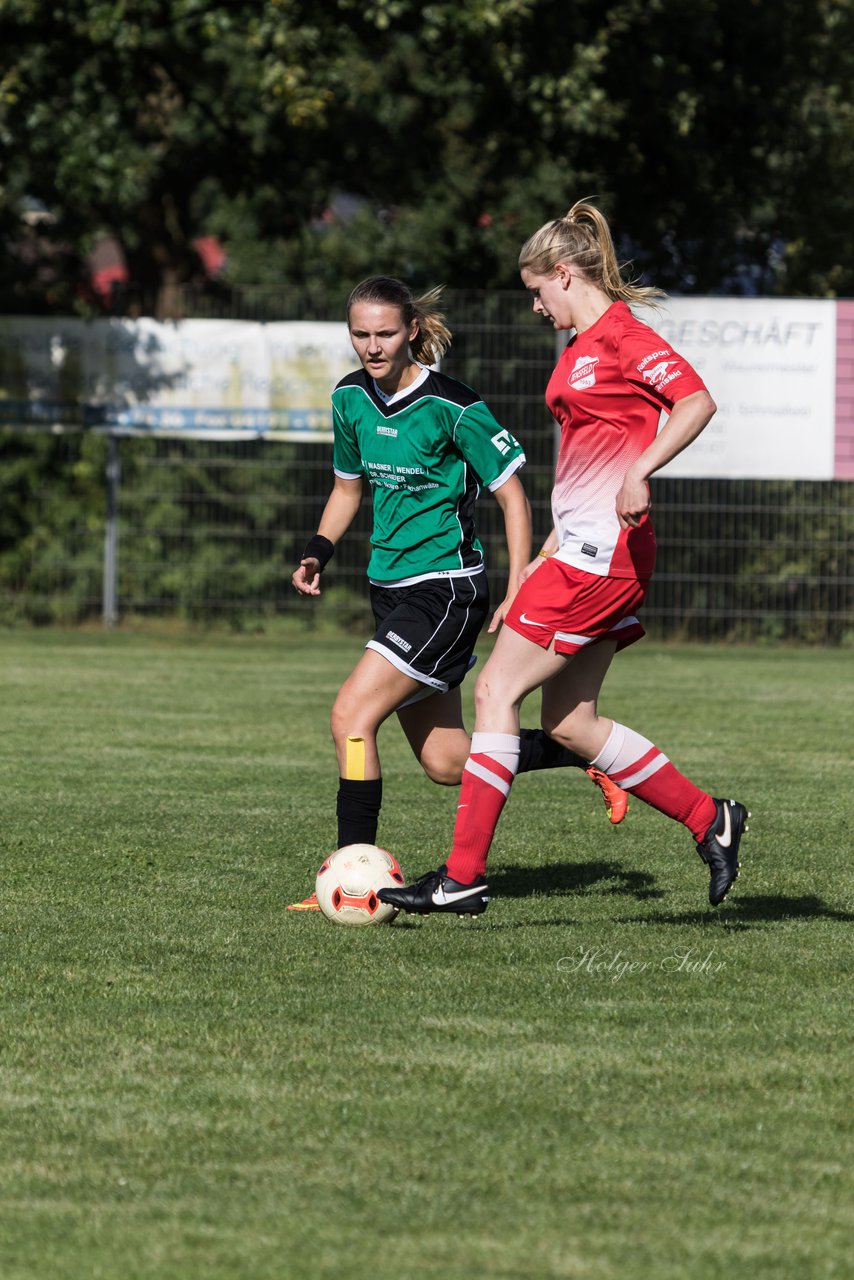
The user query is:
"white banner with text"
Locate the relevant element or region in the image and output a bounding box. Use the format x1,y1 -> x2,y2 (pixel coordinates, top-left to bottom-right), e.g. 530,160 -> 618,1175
0,301 -> 847,474
629,298 -> 837,479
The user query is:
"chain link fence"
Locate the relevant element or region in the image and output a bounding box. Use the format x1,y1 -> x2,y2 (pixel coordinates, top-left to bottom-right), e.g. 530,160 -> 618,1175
1,289 -> 852,641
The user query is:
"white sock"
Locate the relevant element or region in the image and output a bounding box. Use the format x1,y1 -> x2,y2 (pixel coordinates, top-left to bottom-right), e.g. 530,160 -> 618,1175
591,721 -> 668,785
467,731 -> 521,789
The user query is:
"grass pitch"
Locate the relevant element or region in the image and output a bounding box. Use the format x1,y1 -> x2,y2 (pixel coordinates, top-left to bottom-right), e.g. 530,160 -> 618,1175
1,629 -> 851,1280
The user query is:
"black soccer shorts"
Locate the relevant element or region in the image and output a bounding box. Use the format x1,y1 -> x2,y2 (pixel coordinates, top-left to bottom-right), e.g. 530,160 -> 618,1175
367,572 -> 490,694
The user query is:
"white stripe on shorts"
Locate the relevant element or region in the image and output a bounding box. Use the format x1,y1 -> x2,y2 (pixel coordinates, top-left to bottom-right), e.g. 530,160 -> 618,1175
414,576 -> 475,678
365,640 -> 447,692
554,614 -> 640,648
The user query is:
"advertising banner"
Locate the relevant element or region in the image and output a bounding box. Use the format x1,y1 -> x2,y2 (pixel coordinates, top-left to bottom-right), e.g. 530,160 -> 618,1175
0,301 -> 846,470
0,317 -> 356,440
633,298 -> 837,480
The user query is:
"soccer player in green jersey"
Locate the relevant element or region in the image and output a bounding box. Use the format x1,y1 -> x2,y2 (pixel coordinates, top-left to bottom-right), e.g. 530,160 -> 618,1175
287,276 -> 626,910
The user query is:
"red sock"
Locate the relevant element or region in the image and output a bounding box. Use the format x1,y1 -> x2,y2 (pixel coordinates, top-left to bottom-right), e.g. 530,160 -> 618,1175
591,723 -> 716,841
445,733 -> 520,883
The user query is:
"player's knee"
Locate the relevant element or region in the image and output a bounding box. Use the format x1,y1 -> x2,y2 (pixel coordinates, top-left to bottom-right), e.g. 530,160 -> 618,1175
330,696 -> 369,748
419,752 -> 464,786
544,725 -> 575,752
540,711 -> 586,752
540,710 -> 562,738
472,669 -> 507,718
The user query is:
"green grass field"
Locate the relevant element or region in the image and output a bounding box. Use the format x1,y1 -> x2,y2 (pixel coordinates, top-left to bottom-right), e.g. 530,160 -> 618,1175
1,629 -> 852,1280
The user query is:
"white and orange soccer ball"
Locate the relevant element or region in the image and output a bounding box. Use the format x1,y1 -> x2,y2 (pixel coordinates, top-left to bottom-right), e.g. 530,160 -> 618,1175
314,844 -> 406,926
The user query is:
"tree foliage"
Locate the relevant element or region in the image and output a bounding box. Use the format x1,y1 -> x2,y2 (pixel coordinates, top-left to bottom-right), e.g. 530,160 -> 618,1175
0,0 -> 852,313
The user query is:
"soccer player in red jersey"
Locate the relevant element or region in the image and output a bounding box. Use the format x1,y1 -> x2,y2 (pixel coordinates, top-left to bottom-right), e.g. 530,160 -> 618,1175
380,203 -> 750,918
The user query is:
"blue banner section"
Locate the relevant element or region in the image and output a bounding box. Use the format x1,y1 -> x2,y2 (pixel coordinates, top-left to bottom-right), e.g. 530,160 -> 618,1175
0,399 -> 77,424
81,405 -> 334,432
0,400 -> 334,433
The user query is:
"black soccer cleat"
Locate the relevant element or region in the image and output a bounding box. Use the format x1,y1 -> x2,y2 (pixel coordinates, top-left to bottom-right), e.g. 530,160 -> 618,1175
377,866 -> 489,917
696,798 -> 750,905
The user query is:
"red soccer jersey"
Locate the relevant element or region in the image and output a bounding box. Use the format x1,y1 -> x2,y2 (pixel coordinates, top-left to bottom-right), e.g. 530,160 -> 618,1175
546,300 -> 707,578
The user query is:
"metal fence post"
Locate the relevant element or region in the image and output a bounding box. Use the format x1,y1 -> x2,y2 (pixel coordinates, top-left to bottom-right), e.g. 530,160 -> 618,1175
103,433 -> 120,627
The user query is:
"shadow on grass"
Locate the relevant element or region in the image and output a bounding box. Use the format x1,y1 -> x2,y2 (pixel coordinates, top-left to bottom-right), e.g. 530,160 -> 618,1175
387,873 -> 853,933
486,869 -> 854,933
616,894 -> 854,929
491,860 -> 664,901
390,916 -> 583,931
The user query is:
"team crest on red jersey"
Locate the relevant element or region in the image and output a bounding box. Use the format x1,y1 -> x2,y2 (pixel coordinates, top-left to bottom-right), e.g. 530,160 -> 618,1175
568,355 -> 599,390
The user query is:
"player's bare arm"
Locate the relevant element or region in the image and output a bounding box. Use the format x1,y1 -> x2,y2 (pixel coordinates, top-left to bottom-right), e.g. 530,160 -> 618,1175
520,527 -> 559,583
488,473 -> 532,632
616,390 -> 716,530
292,475 -> 364,595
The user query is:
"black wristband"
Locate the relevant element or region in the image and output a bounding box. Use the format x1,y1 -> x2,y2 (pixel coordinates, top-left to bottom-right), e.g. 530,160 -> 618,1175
302,534 -> 334,570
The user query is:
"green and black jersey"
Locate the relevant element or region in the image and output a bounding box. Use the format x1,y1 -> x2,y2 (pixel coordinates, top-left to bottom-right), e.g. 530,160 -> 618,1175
332,366 -> 526,585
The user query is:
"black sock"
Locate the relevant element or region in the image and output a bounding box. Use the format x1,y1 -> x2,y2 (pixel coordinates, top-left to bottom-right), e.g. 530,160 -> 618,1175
517,728 -> 587,774
336,777 -> 383,847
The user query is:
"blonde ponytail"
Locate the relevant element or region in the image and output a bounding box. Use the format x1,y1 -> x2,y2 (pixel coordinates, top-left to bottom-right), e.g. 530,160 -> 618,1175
519,199 -> 666,307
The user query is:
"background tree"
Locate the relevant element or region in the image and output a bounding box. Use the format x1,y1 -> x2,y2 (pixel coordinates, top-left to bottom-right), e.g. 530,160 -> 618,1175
0,0 -> 852,314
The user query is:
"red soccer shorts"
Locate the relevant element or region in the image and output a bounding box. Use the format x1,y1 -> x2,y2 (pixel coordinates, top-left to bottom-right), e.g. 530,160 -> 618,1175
504,558 -> 649,655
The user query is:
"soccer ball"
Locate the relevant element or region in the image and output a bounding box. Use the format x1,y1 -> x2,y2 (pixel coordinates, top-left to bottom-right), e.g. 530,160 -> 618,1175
315,844 -> 406,926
